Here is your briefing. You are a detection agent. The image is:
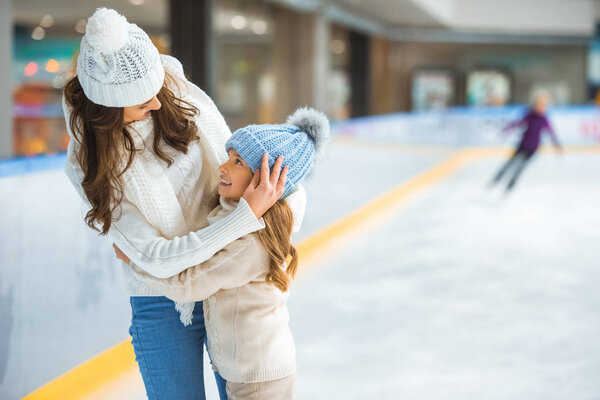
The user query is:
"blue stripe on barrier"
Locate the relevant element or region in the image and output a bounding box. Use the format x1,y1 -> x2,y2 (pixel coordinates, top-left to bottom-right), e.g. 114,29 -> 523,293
329,105 -> 600,127
0,153 -> 67,178
2,104 -> 599,178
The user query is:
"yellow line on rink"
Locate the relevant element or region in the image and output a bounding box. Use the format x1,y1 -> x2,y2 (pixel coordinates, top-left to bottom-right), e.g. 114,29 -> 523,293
296,144 -> 600,266
295,147 -> 479,266
22,340 -> 139,400
23,148 -> 475,400
21,144 -> 600,399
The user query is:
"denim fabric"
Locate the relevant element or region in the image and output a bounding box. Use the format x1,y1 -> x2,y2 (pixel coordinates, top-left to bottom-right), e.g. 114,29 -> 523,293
213,368 -> 229,400
129,296 -> 228,400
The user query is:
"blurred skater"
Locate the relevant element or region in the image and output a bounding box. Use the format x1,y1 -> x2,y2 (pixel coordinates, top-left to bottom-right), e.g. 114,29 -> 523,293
490,90 -> 563,192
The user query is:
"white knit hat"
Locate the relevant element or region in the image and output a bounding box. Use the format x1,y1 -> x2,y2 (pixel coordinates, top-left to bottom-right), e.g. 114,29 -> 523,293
76,8 -> 165,108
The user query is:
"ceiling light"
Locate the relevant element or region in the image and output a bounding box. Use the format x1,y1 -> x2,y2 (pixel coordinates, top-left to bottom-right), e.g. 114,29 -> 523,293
31,26 -> 45,40
231,15 -> 247,30
252,20 -> 267,35
40,14 -> 54,28
75,19 -> 86,34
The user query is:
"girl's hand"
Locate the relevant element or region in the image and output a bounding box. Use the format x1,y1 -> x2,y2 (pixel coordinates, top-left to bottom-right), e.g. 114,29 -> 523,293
242,153 -> 288,219
112,243 -> 131,265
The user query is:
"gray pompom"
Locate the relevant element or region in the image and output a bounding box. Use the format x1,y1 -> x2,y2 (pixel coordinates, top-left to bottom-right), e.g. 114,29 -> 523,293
286,107 -> 330,154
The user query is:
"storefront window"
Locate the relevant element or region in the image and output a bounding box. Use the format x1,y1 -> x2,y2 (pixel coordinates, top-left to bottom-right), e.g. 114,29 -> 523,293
466,68 -> 512,107
411,69 -> 456,111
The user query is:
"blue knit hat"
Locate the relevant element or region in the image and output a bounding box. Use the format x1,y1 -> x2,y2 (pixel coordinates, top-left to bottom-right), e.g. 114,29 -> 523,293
225,107 -> 330,199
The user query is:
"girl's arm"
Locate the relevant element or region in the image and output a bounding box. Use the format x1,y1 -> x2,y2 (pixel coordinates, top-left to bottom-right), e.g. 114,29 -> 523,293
65,138 -> 304,279
63,52 -> 294,279
64,139 -> 264,278
128,234 -> 269,302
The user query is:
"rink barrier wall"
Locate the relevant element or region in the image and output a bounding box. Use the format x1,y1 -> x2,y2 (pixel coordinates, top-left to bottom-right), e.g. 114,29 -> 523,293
2,105 -> 600,178
0,153 -> 66,178
20,147 -> 481,399
26,144 -> 596,399
18,144 -> 600,399
333,105 -> 600,146
10,125 -> 600,398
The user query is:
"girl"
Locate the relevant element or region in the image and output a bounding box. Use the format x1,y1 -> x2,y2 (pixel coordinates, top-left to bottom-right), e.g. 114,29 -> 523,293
116,107 -> 330,399
62,8 -> 300,400
490,90 -> 563,192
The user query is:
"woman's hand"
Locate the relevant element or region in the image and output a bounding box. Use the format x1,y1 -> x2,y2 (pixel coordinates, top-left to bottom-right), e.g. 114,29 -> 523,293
242,153 -> 288,219
112,243 -> 131,265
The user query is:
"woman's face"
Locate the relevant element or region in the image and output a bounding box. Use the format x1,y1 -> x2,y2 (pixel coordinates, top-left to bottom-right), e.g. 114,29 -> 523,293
123,95 -> 162,123
218,149 -> 254,201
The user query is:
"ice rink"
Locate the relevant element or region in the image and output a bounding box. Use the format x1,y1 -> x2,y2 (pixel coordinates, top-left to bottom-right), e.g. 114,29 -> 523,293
7,0 -> 600,397
2,139 -> 599,399
289,144 -> 600,399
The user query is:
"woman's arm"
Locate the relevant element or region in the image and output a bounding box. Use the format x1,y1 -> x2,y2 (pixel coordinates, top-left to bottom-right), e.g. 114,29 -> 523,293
64,123 -> 290,279
128,234 -> 269,303
62,59 -> 287,278
161,54 -> 288,218
64,139 -> 264,278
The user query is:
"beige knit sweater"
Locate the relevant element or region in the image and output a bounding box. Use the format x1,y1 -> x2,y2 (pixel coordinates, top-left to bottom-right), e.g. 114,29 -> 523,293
130,197 -> 296,383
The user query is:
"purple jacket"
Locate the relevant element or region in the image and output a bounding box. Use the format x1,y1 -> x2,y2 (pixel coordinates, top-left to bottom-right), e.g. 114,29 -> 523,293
503,110 -> 561,152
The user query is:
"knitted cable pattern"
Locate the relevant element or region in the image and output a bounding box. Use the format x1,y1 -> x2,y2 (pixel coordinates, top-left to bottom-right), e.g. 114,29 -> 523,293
204,296 -> 222,366
63,53 -> 233,324
122,117 -> 195,325
226,124 -> 314,199
76,8 -> 164,107
123,117 -> 187,239
117,55 -> 232,325
79,29 -> 155,85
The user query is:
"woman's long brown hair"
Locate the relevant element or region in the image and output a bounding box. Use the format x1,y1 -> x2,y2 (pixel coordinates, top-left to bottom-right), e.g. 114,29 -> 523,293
256,200 -> 298,292
63,71 -> 199,235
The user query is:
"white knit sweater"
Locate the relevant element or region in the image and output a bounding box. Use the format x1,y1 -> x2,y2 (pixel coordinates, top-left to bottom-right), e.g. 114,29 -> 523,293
63,54 -> 306,298
130,197 -> 296,383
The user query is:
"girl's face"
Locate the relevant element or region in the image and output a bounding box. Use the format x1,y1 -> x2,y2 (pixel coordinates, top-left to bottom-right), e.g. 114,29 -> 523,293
218,149 -> 254,201
123,95 -> 162,123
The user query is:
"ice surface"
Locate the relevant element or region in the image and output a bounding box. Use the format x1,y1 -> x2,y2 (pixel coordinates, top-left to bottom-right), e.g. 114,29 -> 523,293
289,152 -> 600,399
2,143 -> 598,399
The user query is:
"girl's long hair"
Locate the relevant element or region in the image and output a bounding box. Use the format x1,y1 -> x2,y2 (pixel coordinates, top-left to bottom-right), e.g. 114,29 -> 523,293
63,71 -> 199,235
256,200 -> 298,292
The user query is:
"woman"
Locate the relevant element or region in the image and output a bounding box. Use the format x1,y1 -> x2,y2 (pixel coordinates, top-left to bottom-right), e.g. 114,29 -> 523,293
62,8 -> 303,399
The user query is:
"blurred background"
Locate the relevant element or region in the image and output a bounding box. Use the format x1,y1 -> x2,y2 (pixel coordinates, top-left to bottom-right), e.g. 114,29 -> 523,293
1,0 -> 600,399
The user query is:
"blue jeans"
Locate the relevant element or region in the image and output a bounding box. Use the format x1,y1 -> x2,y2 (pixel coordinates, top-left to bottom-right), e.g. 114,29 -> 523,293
129,296 -> 228,400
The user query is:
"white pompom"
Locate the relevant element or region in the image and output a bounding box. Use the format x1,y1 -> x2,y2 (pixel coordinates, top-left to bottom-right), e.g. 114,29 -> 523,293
286,107 -> 330,154
84,8 -> 130,54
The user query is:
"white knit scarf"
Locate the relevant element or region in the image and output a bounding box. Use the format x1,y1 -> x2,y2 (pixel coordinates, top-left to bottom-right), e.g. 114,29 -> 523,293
123,93 -> 228,326
63,56 -> 231,326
